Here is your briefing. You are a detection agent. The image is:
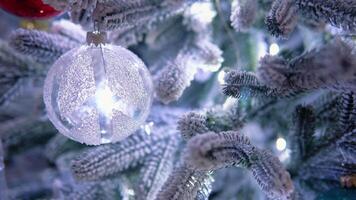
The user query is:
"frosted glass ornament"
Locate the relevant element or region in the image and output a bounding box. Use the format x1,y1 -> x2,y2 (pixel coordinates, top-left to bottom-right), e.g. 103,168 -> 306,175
43,32 -> 153,145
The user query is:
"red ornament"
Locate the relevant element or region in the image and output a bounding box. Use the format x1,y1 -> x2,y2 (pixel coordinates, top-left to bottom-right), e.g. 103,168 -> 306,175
0,0 -> 62,19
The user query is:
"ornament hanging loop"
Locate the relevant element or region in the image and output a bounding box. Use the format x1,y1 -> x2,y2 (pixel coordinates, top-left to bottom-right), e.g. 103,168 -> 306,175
86,20 -> 107,46
86,31 -> 107,46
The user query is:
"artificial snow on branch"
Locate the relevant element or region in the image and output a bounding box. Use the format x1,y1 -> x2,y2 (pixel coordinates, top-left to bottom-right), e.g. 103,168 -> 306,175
230,0 -> 258,32
257,39 -> 356,93
222,70 -> 280,99
71,130 -> 174,181
178,112 -> 210,140
265,0 -> 298,37
154,35 -> 222,104
9,29 -> 78,65
136,136 -> 178,200
155,165 -> 213,200
183,131 -> 295,200
154,60 -> 195,104
337,92 -> 356,131
178,108 -> 243,140
45,0 -> 199,31
295,0 -> 356,33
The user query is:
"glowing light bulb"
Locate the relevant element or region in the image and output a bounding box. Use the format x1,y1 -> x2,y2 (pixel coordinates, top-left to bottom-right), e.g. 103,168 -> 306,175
269,43 -> 280,56
218,70 -> 226,84
189,2 -> 216,24
276,137 -> 287,151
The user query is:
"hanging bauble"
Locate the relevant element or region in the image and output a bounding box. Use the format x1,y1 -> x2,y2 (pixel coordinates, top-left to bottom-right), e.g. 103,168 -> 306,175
43,31 -> 153,145
0,0 -> 62,19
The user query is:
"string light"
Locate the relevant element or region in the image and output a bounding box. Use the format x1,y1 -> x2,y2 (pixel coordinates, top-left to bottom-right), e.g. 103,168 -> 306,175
276,137 -> 287,151
269,43 -> 280,56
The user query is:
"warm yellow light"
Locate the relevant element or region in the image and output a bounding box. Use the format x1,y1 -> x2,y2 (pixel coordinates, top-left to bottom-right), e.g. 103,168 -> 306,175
276,137 -> 287,151
269,43 -> 280,56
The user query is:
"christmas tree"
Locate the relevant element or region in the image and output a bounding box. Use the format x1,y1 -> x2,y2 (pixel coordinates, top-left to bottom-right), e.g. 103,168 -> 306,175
0,0 -> 355,199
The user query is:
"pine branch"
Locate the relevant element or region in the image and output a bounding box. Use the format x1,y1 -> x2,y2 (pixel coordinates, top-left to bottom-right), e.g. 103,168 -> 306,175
0,42 -> 43,108
0,65 -> 23,87
136,136 -> 178,200
154,32 -> 222,104
257,55 -> 290,89
299,150 -> 356,190
230,0 -> 258,32
244,98 -> 279,120
289,105 -> 316,166
71,130 -> 173,181
8,181 -> 53,200
258,39 -> 356,93
180,38 -> 223,71
337,130 -> 356,163
154,59 -> 196,104
178,108 -> 242,140
51,19 -> 86,43
183,131 -> 255,171
0,41 -> 36,70
45,134 -> 85,162
9,29 -> 79,65
183,131 -> 294,200
147,105 -> 187,126
94,0 -> 195,31
64,179 -> 122,200
111,14 -> 181,47
222,71 -> 280,99
69,0 -> 98,29
178,112 -> 209,140
155,165 -> 212,200
265,0 -> 298,37
195,173 -> 213,200
337,92 -> 356,131
0,140 -> 7,200
47,0 -> 197,31
298,129 -> 356,190
1,118 -> 56,154
205,108 -> 243,135
295,0 -> 356,33
0,78 -> 28,107
312,92 -> 339,123
249,150 -> 294,200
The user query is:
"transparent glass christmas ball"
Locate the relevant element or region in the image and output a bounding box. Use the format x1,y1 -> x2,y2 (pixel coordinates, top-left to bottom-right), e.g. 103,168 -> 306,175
43,36 -> 153,145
